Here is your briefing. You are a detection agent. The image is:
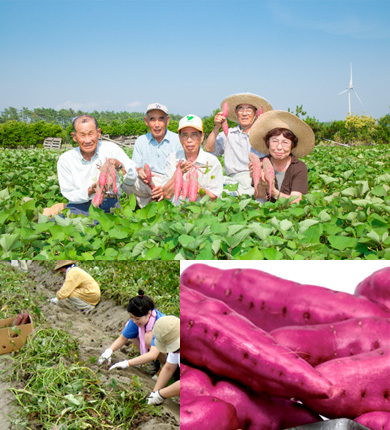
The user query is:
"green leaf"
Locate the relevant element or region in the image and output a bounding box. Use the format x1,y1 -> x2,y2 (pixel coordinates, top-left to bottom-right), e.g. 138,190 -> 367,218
371,185 -> 387,197
239,247 -> 264,260
298,219 -> 320,234
263,248 -> 284,260
328,236 -> 357,250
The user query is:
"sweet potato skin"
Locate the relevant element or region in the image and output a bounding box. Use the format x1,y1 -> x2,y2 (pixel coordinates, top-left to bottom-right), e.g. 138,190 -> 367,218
355,267 -> 390,312
181,264 -> 390,331
270,317 -> 390,366
181,363 -> 322,430
355,411 -> 390,430
180,395 -> 238,430
303,347 -> 390,419
181,285 -> 333,400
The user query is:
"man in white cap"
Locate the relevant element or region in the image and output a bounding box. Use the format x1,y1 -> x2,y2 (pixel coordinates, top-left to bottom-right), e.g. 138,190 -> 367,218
147,316 -> 180,405
204,93 -> 273,196
121,103 -> 182,208
162,114 -> 223,204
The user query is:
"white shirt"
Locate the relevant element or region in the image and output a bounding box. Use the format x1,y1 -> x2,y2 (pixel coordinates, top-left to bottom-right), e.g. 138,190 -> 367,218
57,140 -> 137,204
212,126 -> 266,176
167,351 -> 180,368
162,148 -> 223,203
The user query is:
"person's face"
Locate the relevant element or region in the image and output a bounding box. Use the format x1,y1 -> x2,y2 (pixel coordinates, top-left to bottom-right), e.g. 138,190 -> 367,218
235,104 -> 256,128
129,311 -> 151,328
144,110 -> 169,143
179,127 -> 204,157
268,133 -> 293,161
71,119 -> 100,158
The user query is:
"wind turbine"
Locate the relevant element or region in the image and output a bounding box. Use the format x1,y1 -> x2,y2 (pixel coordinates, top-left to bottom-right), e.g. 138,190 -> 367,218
338,63 -> 363,115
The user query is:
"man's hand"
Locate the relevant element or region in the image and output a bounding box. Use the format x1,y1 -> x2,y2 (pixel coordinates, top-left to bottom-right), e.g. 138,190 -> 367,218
137,167 -> 148,182
88,182 -> 98,197
108,360 -> 129,371
98,348 -> 113,366
147,390 -> 165,405
214,112 -> 226,127
151,185 -> 163,202
49,297 -> 59,305
108,158 -> 125,173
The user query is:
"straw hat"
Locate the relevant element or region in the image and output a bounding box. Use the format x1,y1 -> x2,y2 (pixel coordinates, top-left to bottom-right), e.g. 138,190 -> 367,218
54,260 -> 75,271
153,316 -> 180,353
221,93 -> 273,123
249,110 -> 315,158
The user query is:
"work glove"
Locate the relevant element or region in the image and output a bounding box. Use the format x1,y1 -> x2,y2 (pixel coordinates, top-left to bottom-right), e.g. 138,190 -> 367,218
147,390 -> 165,405
108,360 -> 129,371
49,297 -> 59,305
98,348 -> 113,366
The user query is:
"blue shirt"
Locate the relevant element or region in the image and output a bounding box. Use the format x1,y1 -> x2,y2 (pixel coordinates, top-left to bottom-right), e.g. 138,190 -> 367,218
122,309 -> 165,347
132,130 -> 182,175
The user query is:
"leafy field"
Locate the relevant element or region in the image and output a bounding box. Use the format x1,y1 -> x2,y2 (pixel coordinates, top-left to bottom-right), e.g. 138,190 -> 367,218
0,261 -> 179,429
0,145 -> 389,259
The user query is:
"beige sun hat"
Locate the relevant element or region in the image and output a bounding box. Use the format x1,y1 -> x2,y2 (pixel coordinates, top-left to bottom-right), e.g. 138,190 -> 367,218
153,316 -> 180,353
221,93 -> 273,123
249,110 -> 315,158
54,260 -> 76,271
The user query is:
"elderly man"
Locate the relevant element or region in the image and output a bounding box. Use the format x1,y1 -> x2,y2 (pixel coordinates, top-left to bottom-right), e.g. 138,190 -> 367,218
204,93 -> 273,196
162,114 -> 223,204
57,115 -> 137,216
121,103 -> 182,208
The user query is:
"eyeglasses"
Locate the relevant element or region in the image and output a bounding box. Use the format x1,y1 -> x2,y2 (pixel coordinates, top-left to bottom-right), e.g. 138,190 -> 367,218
181,132 -> 202,141
269,138 -> 292,148
236,107 -> 255,114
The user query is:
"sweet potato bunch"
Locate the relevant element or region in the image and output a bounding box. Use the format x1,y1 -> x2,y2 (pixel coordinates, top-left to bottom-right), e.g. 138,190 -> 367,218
92,159 -> 118,208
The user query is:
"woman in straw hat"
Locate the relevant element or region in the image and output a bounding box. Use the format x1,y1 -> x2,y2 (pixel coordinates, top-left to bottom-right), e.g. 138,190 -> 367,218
249,110 -> 315,204
147,316 -> 180,405
50,261 -> 101,313
204,93 -> 273,196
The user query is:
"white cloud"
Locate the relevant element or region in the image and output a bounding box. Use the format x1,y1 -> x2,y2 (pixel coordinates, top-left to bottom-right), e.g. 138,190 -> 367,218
126,101 -> 142,109
54,100 -> 100,111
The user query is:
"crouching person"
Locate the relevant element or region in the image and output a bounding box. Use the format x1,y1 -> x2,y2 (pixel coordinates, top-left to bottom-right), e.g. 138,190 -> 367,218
162,115 -> 223,204
147,316 -> 180,405
50,260 -> 101,314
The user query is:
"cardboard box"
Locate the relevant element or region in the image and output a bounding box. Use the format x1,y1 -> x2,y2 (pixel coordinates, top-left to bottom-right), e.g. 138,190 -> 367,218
0,315 -> 34,355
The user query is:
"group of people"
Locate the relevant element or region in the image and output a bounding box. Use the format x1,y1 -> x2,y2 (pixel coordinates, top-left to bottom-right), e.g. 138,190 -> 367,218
54,93 -> 315,216
50,260 -> 179,406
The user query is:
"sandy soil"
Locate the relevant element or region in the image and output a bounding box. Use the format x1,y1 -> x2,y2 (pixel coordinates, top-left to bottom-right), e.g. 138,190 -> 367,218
0,262 -> 179,430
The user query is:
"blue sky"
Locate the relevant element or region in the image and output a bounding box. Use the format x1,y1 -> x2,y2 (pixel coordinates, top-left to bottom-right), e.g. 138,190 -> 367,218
0,0 -> 389,122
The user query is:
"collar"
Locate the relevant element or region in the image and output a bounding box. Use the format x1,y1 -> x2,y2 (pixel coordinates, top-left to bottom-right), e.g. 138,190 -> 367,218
75,142 -> 101,163
148,130 -> 169,146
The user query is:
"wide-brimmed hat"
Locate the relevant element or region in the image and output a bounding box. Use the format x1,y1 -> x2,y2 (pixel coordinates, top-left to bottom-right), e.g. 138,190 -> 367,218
54,260 -> 75,271
153,316 -> 180,353
221,93 -> 273,123
178,114 -> 203,133
249,110 -> 315,158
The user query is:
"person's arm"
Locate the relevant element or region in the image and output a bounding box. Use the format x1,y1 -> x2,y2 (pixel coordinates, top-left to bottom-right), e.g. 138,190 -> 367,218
151,362 -> 179,398
57,157 -> 92,203
205,112 -> 226,153
108,346 -> 160,370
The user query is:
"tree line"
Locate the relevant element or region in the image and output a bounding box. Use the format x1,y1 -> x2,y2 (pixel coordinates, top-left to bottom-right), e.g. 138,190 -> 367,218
0,105 -> 389,148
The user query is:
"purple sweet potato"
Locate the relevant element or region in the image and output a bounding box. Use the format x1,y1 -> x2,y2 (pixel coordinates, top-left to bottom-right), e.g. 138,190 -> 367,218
303,347 -> 390,419
181,264 -> 390,331
355,411 -> 390,430
270,317 -> 390,366
180,395 -> 239,430
181,285 -> 333,400
355,267 -> 390,312
181,363 -> 322,430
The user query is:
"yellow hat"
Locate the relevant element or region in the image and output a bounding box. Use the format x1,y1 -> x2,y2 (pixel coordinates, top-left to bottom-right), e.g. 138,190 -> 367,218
54,260 -> 76,271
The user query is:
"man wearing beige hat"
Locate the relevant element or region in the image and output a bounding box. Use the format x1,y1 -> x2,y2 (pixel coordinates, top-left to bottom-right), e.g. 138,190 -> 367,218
147,316 -> 180,405
50,261 -> 101,314
205,93 -> 273,196
162,114 -> 223,204
121,103 -> 182,208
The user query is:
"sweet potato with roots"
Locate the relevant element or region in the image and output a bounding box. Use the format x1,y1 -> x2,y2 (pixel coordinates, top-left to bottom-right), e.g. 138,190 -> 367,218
174,162 -> 183,204
188,169 -> 199,202
181,264 -> 390,332
221,101 -> 229,137
355,411 -> 390,430
261,157 -> 275,199
181,363 -> 322,430
181,173 -> 190,200
143,163 -> 155,190
303,347 -> 390,419
92,159 -> 118,207
181,395 -> 239,430
181,285 -> 333,400
355,267 -> 390,312
249,153 -> 261,197
270,317 -> 390,366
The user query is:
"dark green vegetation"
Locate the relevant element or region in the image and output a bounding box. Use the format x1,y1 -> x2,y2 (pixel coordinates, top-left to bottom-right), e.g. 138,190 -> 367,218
0,261 -> 179,429
0,145 -> 389,259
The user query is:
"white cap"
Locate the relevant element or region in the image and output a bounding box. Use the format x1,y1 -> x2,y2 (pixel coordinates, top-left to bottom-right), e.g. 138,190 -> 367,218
153,316 -> 180,353
178,114 -> 203,132
146,103 -> 168,114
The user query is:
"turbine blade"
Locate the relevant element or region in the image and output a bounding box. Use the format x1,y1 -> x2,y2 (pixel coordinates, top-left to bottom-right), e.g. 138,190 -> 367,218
339,89 -> 349,95
353,88 -> 363,105
349,63 -> 353,86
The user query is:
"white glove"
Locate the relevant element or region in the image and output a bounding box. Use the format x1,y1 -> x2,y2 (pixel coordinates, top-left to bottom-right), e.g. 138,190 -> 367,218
98,348 -> 113,366
147,390 -> 165,405
50,297 -> 59,305
108,360 -> 129,371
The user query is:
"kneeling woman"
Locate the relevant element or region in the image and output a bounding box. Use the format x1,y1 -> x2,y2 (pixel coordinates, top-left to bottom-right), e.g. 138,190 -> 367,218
98,289 -> 165,372
249,110 -> 315,204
